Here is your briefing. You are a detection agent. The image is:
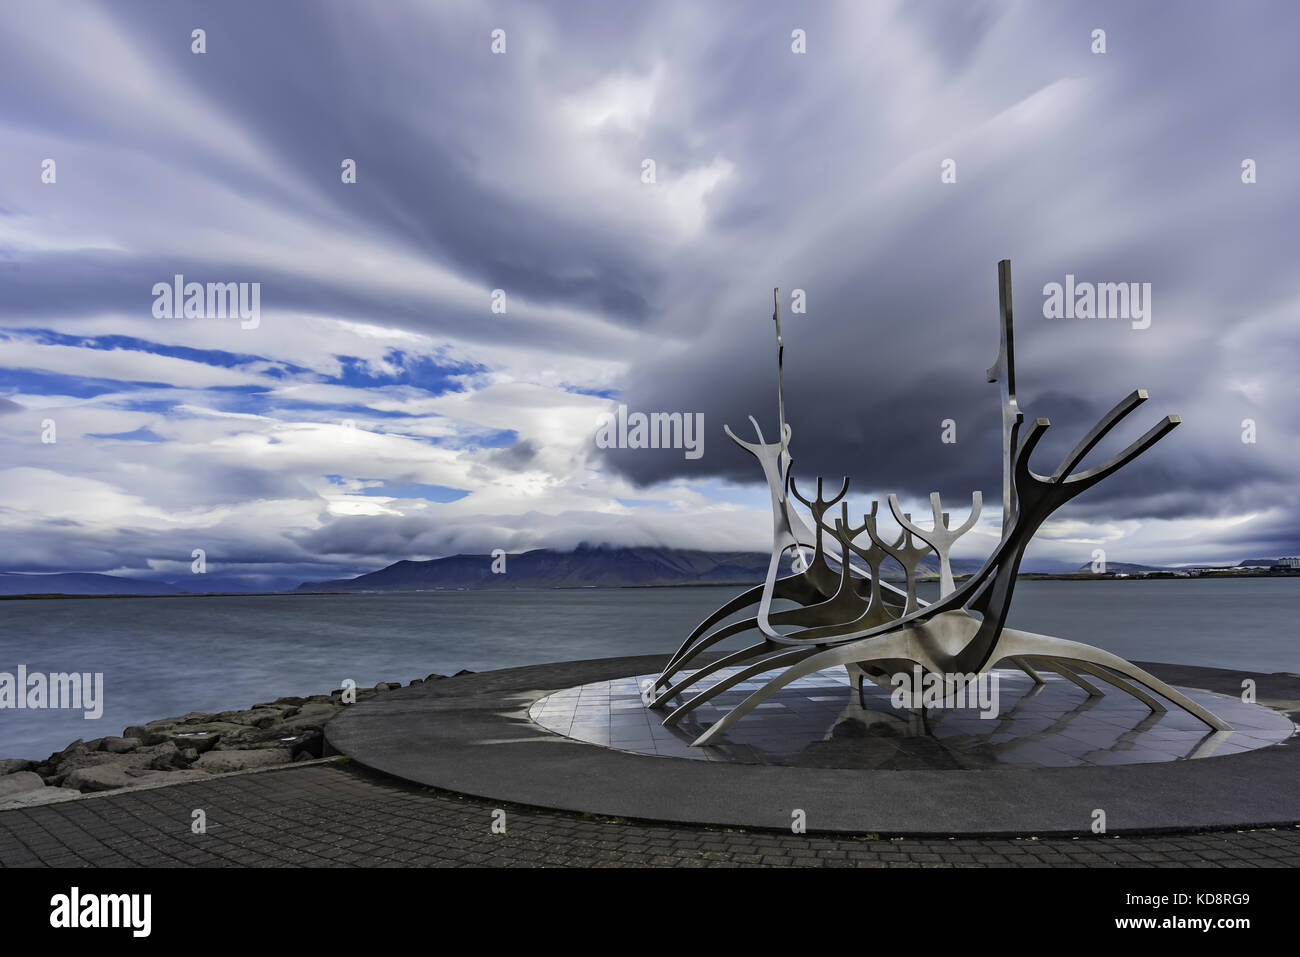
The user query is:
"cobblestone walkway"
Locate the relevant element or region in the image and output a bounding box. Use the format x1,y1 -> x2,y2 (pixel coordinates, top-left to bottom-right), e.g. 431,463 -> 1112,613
1,760 -> 1296,867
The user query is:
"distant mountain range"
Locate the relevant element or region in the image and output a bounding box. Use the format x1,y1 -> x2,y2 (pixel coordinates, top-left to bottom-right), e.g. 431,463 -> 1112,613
1071,561 -> 1166,574
0,571 -> 291,596
2,549 -> 1289,597
0,572 -> 185,596
295,545 -> 1009,593
1068,558 -> 1290,574
296,545 -> 773,591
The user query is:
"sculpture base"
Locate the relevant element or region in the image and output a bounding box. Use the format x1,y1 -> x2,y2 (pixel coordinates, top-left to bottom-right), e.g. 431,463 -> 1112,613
531,668 -> 1289,770
324,654 -> 1300,836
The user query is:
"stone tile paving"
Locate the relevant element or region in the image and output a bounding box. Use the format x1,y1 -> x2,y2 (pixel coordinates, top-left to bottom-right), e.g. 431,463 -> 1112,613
0,760 -> 1296,868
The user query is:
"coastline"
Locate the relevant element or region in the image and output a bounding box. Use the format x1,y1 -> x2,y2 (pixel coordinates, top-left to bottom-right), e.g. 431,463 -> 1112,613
0,671 -> 467,809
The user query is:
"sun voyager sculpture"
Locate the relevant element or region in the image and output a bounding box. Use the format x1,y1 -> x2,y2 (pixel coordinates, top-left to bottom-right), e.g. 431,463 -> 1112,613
644,260 -> 1230,746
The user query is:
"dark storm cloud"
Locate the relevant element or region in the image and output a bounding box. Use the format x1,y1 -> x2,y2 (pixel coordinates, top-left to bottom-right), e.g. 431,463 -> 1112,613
593,2 -> 1300,553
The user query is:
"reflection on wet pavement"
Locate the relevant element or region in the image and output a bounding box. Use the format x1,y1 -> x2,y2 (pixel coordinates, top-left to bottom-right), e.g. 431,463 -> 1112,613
528,668 -> 1295,769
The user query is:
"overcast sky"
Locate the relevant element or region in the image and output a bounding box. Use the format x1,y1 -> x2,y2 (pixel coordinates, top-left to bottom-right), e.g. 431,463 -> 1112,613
1,0 -> 1296,589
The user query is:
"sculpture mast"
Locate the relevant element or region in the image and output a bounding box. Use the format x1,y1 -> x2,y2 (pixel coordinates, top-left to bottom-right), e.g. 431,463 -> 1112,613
986,259 -> 1022,531
772,287 -> 787,444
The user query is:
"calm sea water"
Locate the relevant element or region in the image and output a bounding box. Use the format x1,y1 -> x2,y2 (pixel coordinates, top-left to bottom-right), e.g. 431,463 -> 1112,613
1,579 -> 1296,760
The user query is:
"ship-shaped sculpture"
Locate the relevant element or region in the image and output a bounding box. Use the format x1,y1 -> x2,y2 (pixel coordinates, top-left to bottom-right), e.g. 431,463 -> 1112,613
644,260 -> 1230,745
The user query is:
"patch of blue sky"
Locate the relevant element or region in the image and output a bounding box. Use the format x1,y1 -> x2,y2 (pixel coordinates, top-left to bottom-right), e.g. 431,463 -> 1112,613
561,384 -> 620,399
616,497 -> 667,508
356,481 -> 469,503
327,350 -> 485,395
427,428 -> 518,449
256,396 -> 418,419
109,387 -> 311,419
101,397 -> 187,414
0,368 -> 175,398
5,328 -> 308,376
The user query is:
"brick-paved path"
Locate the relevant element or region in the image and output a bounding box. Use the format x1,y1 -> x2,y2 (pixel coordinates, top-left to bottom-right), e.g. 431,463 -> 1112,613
1,760 -> 1297,867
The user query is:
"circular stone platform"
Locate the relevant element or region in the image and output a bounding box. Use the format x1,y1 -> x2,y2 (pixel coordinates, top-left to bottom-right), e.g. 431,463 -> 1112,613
530,668 -> 1292,769
324,655 -> 1300,836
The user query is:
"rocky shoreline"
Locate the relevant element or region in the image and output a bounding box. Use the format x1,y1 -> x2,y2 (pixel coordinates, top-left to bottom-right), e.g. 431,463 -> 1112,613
0,672 -> 467,809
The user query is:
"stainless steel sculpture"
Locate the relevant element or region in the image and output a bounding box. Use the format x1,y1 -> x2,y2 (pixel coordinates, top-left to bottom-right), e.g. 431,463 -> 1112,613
645,261 -> 1231,745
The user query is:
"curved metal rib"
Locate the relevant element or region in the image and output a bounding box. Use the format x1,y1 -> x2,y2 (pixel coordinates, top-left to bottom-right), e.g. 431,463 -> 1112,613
651,638 -> 780,710
662,645 -> 822,728
656,571 -> 827,688
1061,659 -> 1167,714
994,628 -> 1230,732
690,628 -> 949,746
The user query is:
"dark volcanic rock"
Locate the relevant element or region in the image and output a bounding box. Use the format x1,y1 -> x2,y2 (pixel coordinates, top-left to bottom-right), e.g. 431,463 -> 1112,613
4,670 -> 443,799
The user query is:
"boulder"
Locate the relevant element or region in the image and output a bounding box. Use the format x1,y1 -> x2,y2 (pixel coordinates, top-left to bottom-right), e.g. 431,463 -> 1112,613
121,725 -> 172,746
140,720 -> 253,750
65,765 -> 212,793
195,748 -> 293,772
40,749 -> 139,787
213,707 -> 331,746
64,765 -> 151,792
284,731 -> 323,759
46,738 -> 88,761
0,758 -> 35,775
0,785 -> 82,809
0,771 -> 45,798
273,703 -> 338,733
99,736 -> 139,754
164,731 -> 221,754
215,707 -> 286,729
249,702 -> 301,715
148,745 -> 192,771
